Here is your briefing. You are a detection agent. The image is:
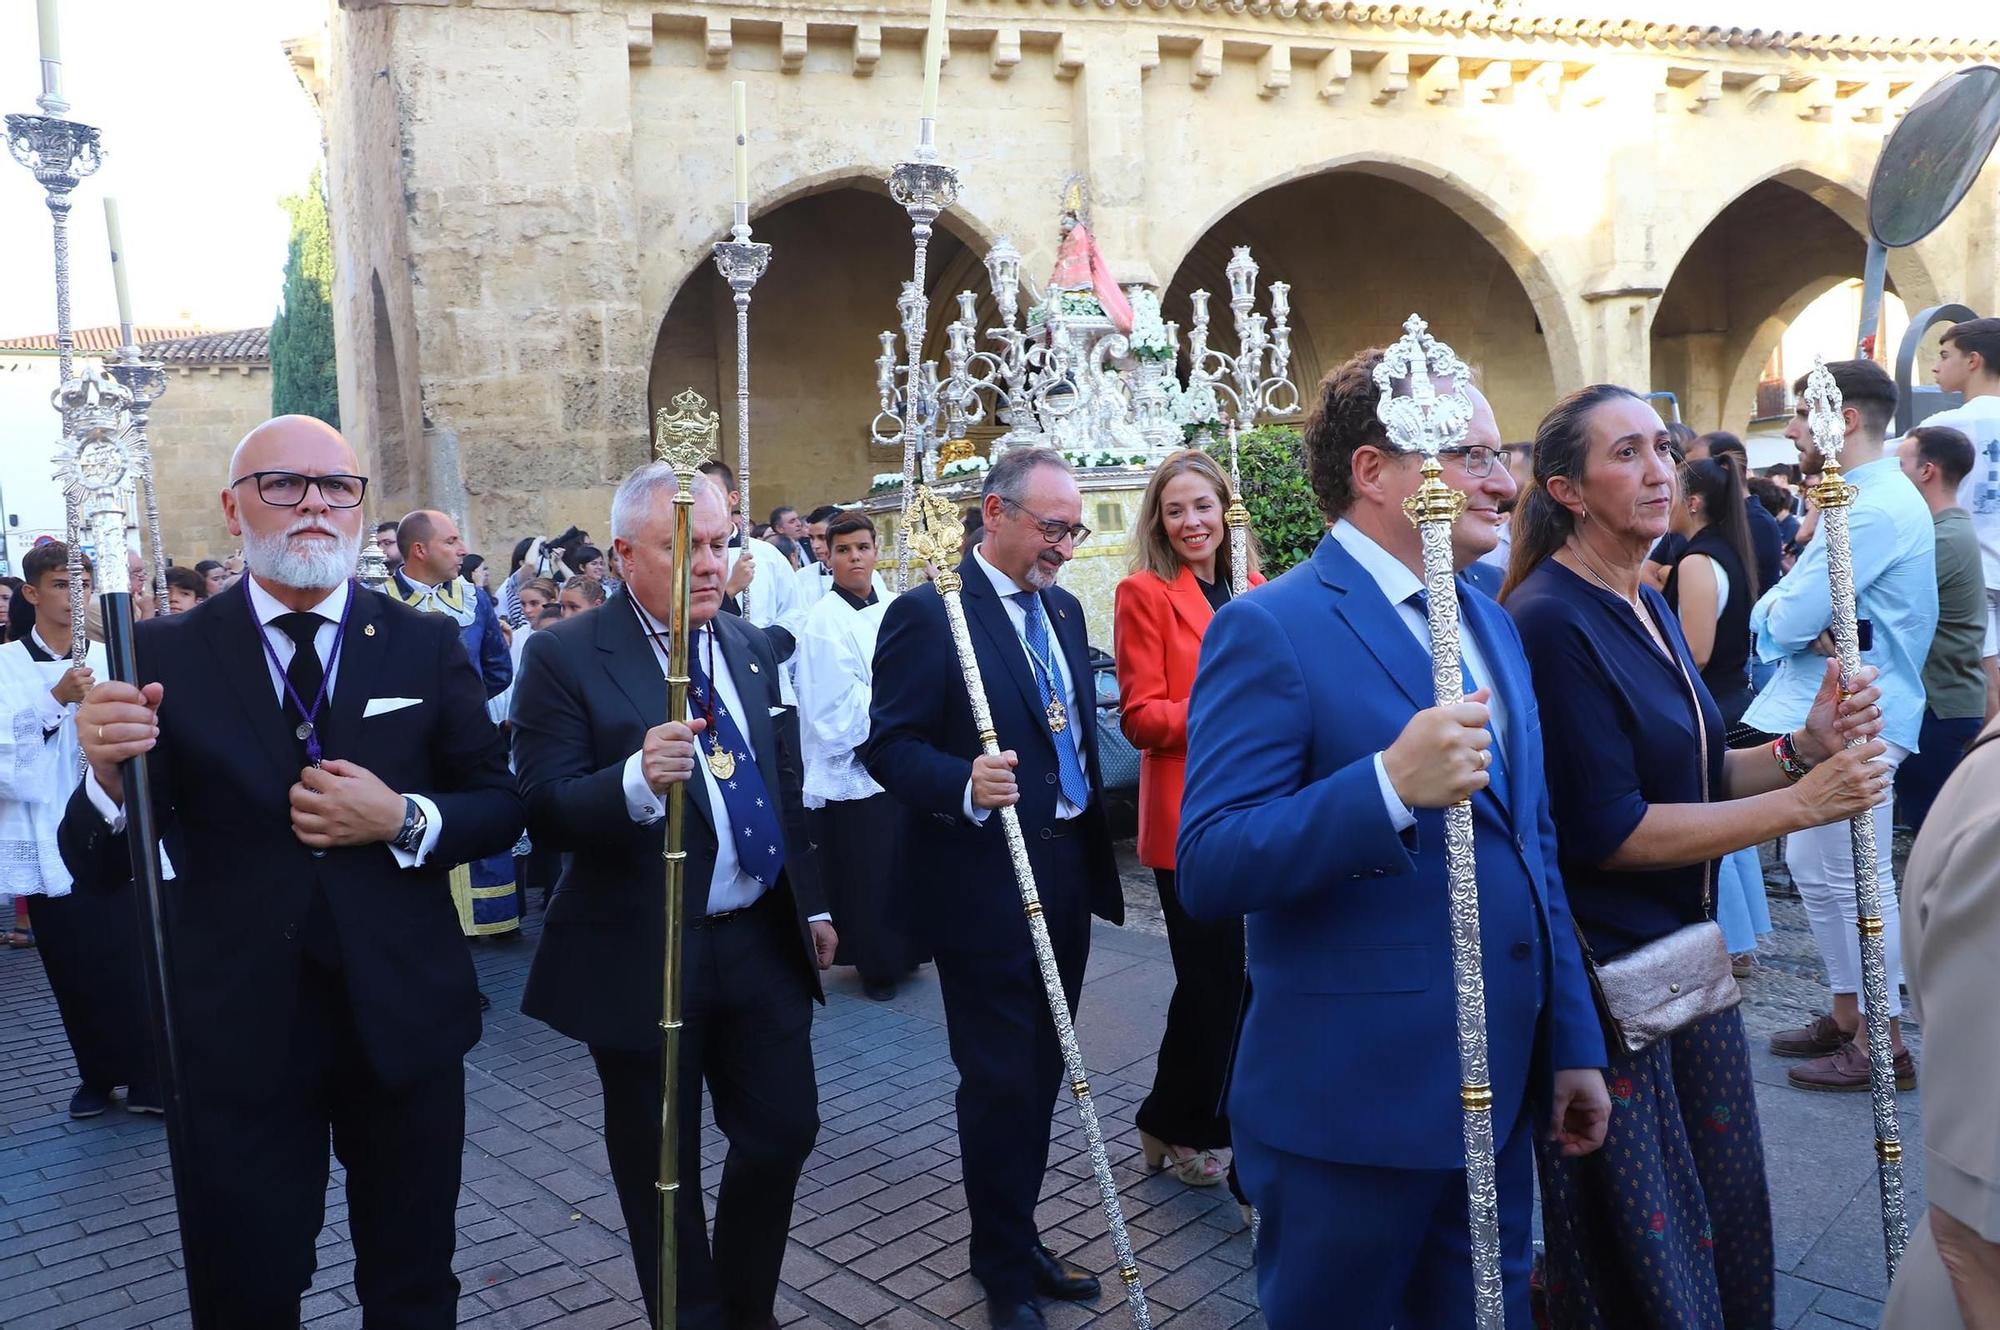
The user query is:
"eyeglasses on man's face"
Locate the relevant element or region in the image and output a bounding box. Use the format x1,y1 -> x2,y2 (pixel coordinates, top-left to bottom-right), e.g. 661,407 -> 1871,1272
1437,445 -> 1504,478
230,471 -> 370,509
1000,497 -> 1090,547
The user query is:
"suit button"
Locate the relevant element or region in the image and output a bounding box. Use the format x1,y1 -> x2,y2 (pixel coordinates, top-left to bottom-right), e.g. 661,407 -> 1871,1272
1515,834 -> 1527,854
283,924 -> 298,940
1039,826 -> 1052,840
310,849 -> 327,860
1511,941 -> 1531,960
1045,772 -> 1057,785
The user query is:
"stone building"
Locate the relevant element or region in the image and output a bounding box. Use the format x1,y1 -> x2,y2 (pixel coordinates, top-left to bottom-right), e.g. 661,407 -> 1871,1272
140,328 -> 275,562
296,0 -> 2000,560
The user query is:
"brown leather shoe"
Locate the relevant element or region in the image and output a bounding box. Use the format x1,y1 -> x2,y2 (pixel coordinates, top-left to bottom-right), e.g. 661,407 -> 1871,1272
1786,1041 -> 1917,1092
1768,1013 -> 1848,1059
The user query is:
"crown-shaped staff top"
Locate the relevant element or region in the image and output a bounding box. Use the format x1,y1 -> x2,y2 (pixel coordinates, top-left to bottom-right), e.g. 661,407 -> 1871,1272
1373,313 -> 1473,460
653,387 -> 720,475
1804,355 -> 1846,465
904,484 -> 964,572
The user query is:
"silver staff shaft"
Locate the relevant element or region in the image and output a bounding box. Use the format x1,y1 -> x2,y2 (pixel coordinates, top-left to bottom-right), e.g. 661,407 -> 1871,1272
1413,472 -> 1505,1328
1224,421 -> 1251,598
929,566 -> 1153,1329
1812,473 -> 1909,1276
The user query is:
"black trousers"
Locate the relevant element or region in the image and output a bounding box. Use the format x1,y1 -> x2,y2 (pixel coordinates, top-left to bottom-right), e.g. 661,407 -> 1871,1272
821,792 -> 920,985
183,948 -> 465,1328
25,888 -> 152,1094
1135,867 -> 1244,1152
591,893 -> 819,1330
932,833 -> 1092,1309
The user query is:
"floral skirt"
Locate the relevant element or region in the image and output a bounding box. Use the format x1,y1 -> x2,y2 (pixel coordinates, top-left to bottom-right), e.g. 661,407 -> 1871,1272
1536,1007 -> 1774,1330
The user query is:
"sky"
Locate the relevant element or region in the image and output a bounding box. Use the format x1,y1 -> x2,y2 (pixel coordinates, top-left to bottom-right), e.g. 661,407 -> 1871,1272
0,0 -> 324,339
0,0 -> 1989,343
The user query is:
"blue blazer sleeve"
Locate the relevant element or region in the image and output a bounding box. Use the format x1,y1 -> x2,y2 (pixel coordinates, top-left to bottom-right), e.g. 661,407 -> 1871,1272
1175,593 -> 1417,921
476,589 -> 513,697
863,587 -> 976,821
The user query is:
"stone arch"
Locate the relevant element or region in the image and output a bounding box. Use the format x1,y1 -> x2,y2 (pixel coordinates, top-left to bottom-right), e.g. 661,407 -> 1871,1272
369,269 -> 413,500
647,178 -> 1002,515
1649,169 -> 1940,435
1161,163 -> 1566,444
1156,153 -> 1583,402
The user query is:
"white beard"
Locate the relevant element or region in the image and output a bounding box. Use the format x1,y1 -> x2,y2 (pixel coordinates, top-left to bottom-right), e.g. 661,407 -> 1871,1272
1023,554 -> 1061,590
244,520 -> 362,590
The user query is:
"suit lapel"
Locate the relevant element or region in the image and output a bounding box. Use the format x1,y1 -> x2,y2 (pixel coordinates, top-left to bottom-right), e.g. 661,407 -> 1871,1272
597,589 -> 715,841
1163,564 -> 1214,638
1457,579 -> 1527,828
958,557 -> 1049,754
322,588 -> 388,763
203,582 -> 308,786
1317,538 -> 1431,713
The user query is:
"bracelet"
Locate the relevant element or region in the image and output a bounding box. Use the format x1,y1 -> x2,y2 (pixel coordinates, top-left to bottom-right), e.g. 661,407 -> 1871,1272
1772,732 -> 1814,783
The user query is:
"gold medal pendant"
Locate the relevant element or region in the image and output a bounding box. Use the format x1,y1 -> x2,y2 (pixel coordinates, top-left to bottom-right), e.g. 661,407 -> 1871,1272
706,741 -> 737,780
1045,698 -> 1068,734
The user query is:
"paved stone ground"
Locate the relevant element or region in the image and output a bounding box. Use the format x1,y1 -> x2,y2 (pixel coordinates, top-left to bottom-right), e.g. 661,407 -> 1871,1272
0,841 -> 1920,1329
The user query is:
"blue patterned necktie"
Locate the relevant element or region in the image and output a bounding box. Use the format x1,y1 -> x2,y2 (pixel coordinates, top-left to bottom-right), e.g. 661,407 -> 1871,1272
1407,588 -> 1508,806
687,630 -> 787,887
1011,591 -> 1092,810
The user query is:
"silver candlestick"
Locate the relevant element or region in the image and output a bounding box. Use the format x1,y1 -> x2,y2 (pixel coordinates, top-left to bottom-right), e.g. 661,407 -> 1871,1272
877,127 -> 962,589
712,205 -> 772,615
1803,357 -> 1909,1277
1184,247 -> 1297,595
107,349 -> 169,615
9,107 -> 104,664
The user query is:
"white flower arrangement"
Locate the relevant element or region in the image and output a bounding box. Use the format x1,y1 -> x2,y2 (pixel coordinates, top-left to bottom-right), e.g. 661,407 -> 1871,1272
1061,449 -> 1149,471
940,456 -> 988,479
867,471 -> 907,493
1127,289 -> 1175,364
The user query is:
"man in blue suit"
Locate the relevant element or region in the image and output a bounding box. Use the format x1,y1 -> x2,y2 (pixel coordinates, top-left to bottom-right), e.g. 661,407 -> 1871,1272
866,447 -> 1124,1330
1178,350 -> 1610,1329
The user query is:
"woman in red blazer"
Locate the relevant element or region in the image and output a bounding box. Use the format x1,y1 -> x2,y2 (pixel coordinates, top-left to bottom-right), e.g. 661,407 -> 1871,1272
1114,448 -> 1263,1194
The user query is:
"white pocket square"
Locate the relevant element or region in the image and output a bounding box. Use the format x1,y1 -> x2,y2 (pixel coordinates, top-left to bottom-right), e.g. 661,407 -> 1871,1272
768,705 -> 787,717
363,697 -> 423,718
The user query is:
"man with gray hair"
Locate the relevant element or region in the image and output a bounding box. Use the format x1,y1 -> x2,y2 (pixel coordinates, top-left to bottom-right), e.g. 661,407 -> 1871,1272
511,463 -> 833,1329
866,446 -> 1126,1330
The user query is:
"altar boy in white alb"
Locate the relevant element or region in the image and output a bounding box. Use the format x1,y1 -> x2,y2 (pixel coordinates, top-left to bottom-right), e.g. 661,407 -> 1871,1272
794,510 -> 920,999
0,542 -> 155,1118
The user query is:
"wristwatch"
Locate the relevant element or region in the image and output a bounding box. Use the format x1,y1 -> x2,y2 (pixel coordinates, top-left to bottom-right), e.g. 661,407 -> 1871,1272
392,796 -> 428,854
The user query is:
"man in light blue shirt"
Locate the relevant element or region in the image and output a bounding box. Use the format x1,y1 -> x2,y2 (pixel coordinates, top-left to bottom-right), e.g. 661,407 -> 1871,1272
1747,358 -> 1936,1092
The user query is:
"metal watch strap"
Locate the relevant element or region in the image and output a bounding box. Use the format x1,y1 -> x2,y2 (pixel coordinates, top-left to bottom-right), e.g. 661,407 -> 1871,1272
394,796 -> 424,853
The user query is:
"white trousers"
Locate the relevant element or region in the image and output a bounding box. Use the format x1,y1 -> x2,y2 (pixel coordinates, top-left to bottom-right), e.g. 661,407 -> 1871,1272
1783,742 -> 1907,1015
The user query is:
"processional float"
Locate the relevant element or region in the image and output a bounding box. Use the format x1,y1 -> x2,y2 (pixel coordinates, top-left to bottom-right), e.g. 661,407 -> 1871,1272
644,389 -> 724,1330
1375,315 -> 1505,1328
902,483 -> 1153,1329
1802,358 -> 1910,1277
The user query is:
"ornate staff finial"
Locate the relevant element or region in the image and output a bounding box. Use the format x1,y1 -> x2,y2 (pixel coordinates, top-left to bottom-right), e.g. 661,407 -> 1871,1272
1805,356 -> 1859,510
904,484 -> 963,584
1376,313 -> 1476,529
50,364 -> 142,568
653,388 -> 721,477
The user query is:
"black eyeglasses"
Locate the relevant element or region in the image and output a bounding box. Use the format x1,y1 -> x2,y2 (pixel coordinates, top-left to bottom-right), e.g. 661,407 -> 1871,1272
1000,497 -> 1091,546
1438,445 -> 1502,478
230,471 -> 370,509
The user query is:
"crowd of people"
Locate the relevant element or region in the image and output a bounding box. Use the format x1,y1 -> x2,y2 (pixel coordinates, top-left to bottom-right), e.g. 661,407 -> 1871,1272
7,317 -> 2000,1330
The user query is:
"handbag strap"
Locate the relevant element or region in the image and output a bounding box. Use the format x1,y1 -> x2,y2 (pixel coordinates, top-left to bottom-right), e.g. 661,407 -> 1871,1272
1642,596 -> 1715,921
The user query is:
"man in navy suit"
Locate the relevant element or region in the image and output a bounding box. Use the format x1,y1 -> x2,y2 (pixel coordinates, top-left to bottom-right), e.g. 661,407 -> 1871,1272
1178,350 -> 1610,1330
866,446 -> 1124,1330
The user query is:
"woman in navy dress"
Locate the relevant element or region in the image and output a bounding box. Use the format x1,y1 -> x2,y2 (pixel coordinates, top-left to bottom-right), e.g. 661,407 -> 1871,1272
1502,385 -> 1891,1330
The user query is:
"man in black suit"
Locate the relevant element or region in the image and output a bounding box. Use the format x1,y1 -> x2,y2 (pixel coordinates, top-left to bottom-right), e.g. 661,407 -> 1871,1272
865,446 -> 1125,1330
61,414 -> 524,1328
511,465 -> 834,1330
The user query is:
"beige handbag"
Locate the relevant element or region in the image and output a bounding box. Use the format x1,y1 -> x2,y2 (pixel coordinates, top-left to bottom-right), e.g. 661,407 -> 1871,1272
1576,609 -> 1742,1055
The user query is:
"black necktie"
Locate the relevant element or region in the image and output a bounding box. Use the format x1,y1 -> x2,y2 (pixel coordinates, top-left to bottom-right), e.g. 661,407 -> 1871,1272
274,612 -> 325,733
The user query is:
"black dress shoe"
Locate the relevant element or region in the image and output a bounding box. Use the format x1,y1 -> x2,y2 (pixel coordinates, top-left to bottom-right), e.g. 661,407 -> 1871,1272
862,979 -> 897,1001
986,1300 -> 1047,1330
124,1085 -> 164,1115
1031,1245 -> 1101,1301
68,1085 -> 112,1119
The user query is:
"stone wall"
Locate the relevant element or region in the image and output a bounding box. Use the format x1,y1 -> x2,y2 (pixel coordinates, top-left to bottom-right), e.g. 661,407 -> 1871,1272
147,365 -> 272,561
314,0 -> 2000,550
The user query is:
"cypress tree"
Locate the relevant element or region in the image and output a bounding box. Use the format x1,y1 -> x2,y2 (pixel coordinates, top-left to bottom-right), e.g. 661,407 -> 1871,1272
269,165 -> 340,427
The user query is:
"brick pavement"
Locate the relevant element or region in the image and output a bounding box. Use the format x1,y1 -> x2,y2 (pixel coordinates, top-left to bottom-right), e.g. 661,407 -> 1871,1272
0,858 -> 1917,1329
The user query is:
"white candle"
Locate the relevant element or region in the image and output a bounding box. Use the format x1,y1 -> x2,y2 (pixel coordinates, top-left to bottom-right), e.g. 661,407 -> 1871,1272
732,81 -> 749,207
37,0 -> 61,66
920,0 -> 948,124
104,198 -> 134,333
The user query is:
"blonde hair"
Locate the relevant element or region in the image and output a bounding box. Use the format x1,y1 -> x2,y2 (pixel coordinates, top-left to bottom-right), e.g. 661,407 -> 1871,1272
1129,448 -> 1255,584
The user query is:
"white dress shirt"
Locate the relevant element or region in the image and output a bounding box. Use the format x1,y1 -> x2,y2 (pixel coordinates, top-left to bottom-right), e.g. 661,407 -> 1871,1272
794,586 -> 892,808
619,599 -> 826,920
963,544 -> 1089,823
728,535 -> 806,705
1329,520 -> 1508,832
86,577 -> 442,868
